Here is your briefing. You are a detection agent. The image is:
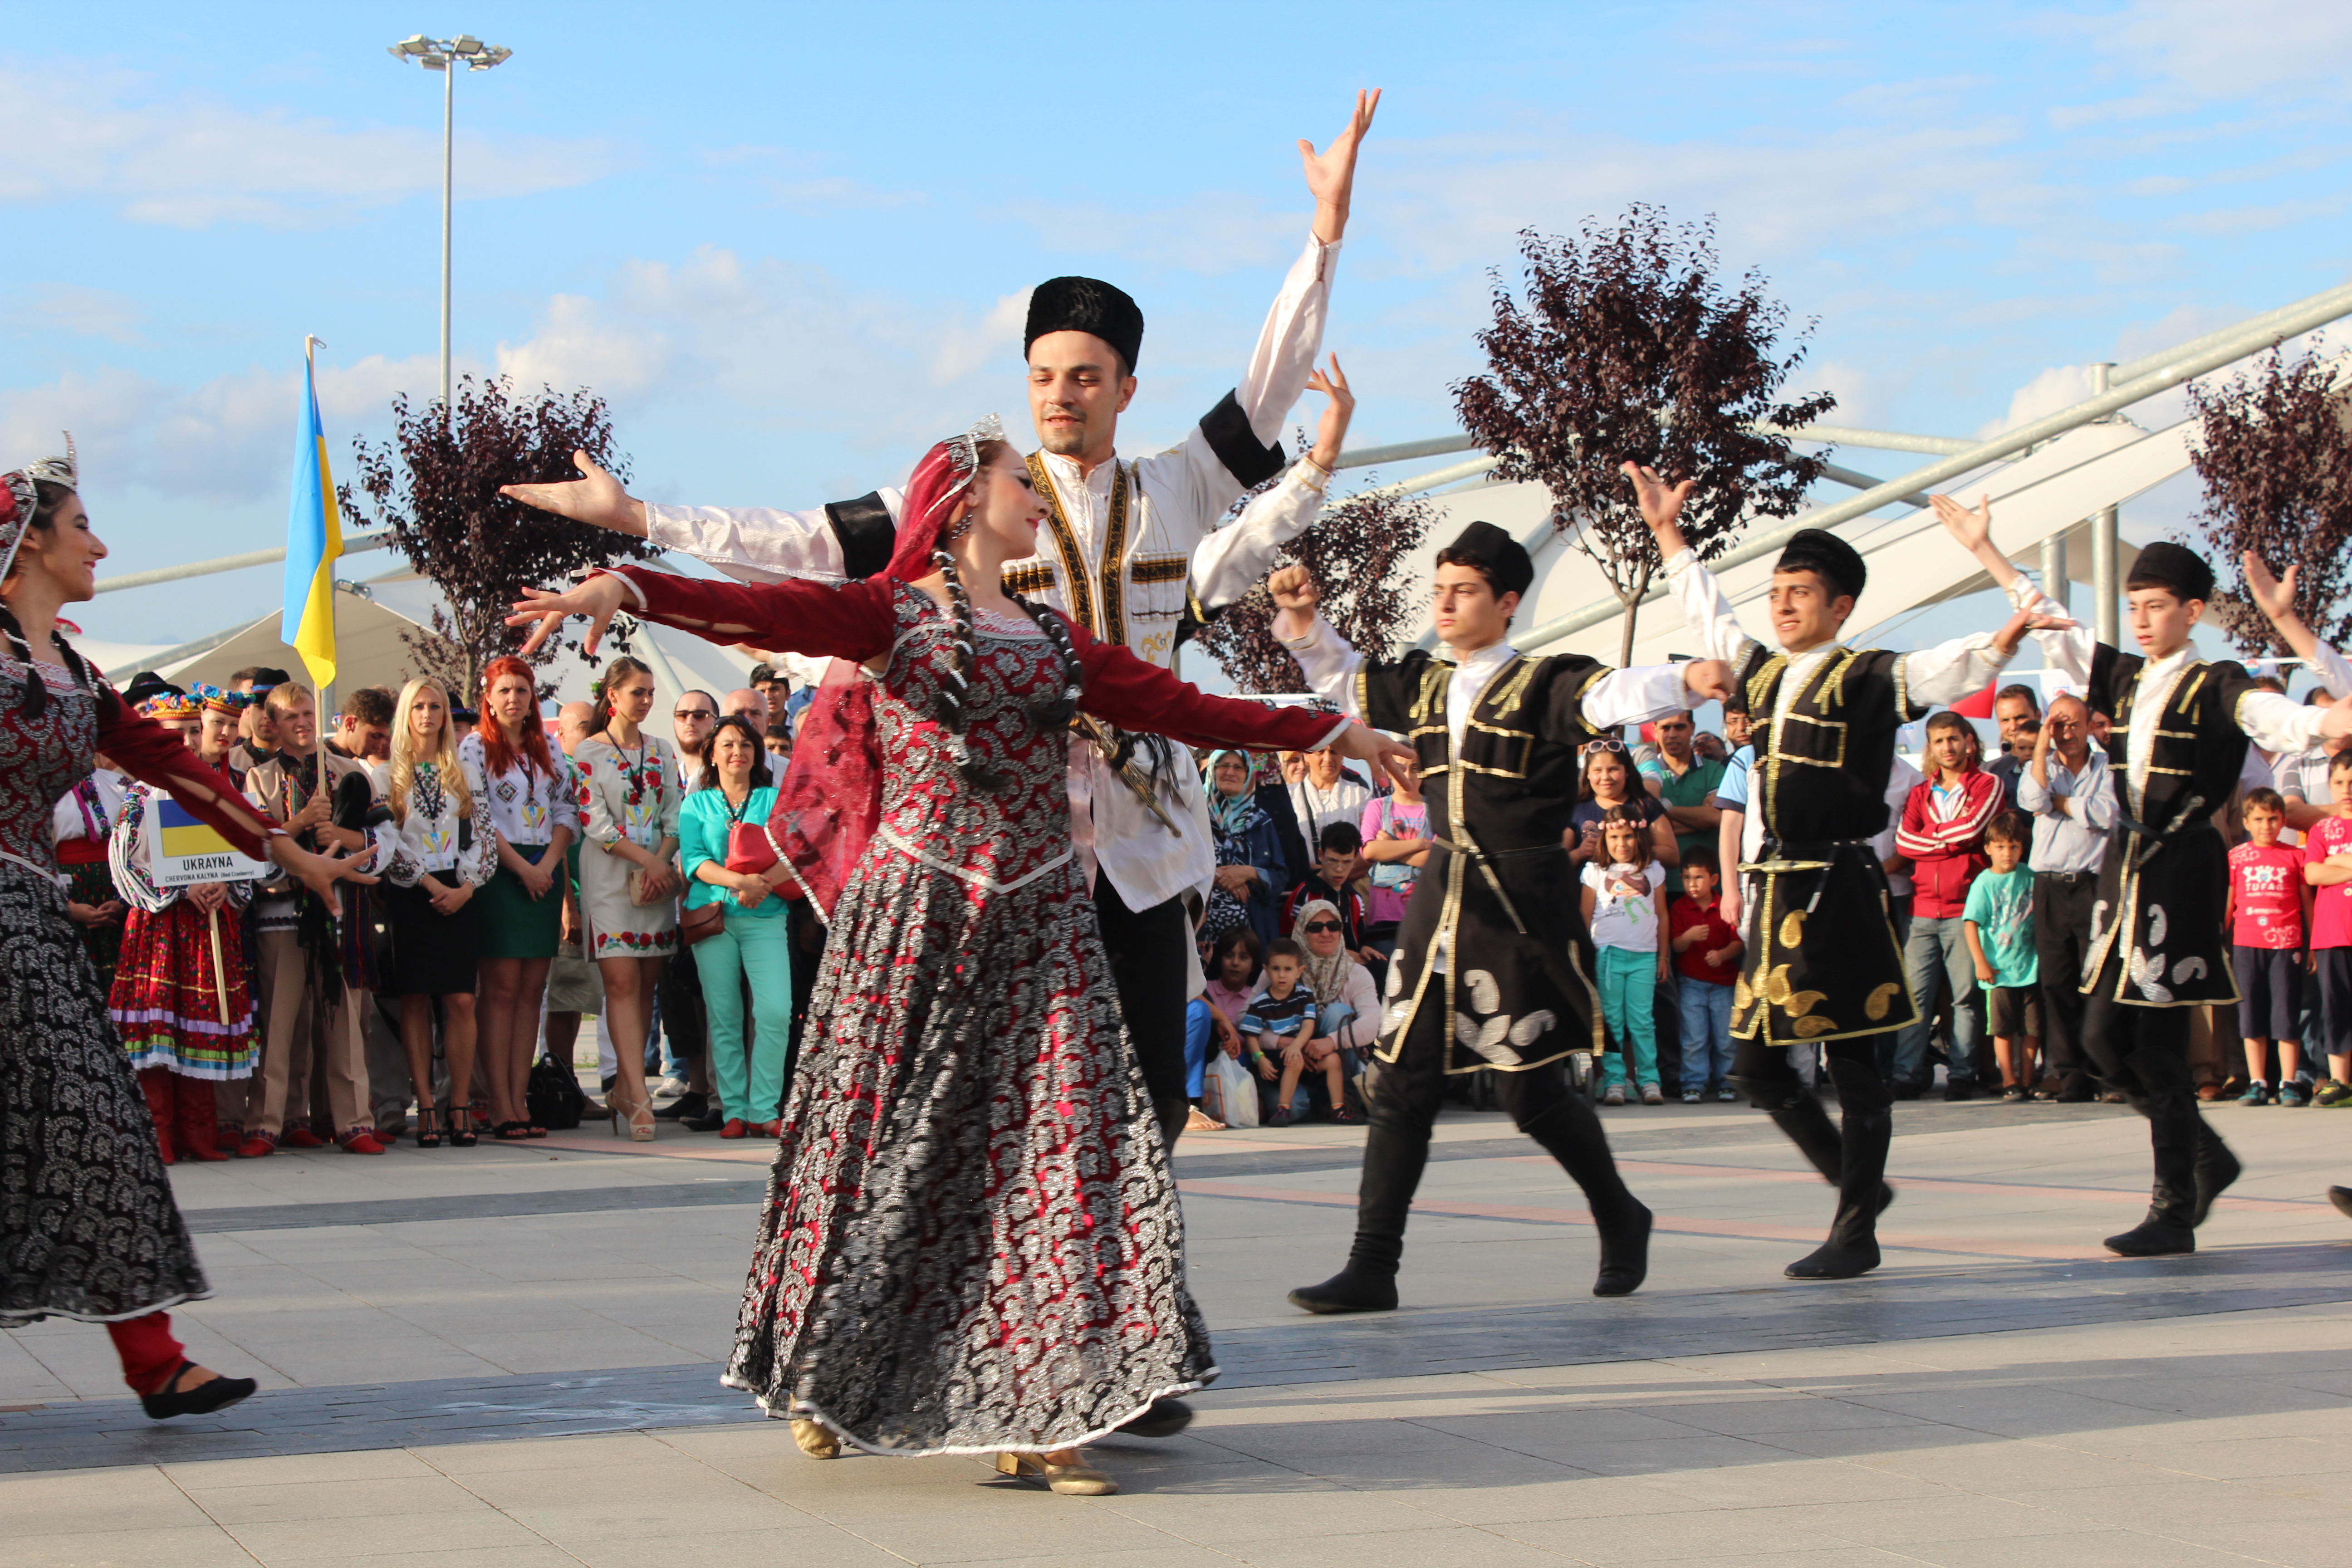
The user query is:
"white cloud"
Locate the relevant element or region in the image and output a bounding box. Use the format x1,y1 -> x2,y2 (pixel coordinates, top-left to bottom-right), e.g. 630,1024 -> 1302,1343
2091,1 -> 2352,99
10,284 -> 142,344
0,58 -> 617,227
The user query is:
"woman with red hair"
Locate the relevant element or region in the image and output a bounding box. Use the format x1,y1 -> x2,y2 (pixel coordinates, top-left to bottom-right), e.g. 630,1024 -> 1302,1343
512,417 -> 1411,1494
459,656 -> 578,1138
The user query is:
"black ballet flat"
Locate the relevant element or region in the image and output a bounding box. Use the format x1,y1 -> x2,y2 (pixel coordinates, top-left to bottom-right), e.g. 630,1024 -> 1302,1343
1118,1398 -> 1195,1438
1593,1202 -> 1652,1297
140,1361 -> 257,1421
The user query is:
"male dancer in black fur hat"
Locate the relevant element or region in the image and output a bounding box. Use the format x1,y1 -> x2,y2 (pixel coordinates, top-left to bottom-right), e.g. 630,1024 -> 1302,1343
1631,467 -> 2061,1279
1273,520 -> 1735,1309
502,93 -> 1379,1166
1938,495 -> 2352,1255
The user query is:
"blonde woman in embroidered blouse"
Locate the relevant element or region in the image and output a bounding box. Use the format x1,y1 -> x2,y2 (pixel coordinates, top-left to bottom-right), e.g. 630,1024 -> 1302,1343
573,656 -> 683,1141
382,679 -> 498,1147
459,657 -> 580,1140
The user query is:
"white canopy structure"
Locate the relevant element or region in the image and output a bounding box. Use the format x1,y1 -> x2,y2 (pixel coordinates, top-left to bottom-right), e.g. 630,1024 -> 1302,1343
101,570 -> 771,713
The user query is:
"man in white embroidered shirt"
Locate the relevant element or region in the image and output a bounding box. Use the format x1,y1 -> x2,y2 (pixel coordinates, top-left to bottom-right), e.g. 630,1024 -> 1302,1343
499,94 -> 1378,1167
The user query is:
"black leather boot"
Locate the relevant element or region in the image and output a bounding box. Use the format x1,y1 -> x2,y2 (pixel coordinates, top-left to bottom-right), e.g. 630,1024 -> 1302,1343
1521,1096 -> 1651,1296
1287,1111 -> 1429,1314
2191,1121 -> 2242,1228
1741,1071 -> 1898,1220
1785,1058 -> 1892,1280
2104,1179 -> 2197,1256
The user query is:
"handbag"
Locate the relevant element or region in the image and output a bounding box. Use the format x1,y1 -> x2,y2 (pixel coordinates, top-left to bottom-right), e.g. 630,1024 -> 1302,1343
725,822 -> 779,874
525,1050 -> 588,1131
679,900 -> 725,947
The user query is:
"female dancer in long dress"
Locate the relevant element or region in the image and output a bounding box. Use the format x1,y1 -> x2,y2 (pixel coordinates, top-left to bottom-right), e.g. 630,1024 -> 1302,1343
0,444 -> 374,1415
511,418 -> 1410,1494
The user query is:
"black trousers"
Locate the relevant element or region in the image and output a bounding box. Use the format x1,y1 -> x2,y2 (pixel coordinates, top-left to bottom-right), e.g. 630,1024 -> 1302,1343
2080,980 -> 2223,1220
1092,870 -> 1193,1152
1343,996 -> 1639,1276
2033,872 -> 2099,1094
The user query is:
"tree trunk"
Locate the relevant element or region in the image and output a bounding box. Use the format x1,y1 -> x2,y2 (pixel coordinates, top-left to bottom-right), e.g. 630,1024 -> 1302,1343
1617,559 -> 1653,670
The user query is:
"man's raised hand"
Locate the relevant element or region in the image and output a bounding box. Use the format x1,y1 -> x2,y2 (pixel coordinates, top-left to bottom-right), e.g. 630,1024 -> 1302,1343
1303,89 -> 1380,244
1621,463 -> 1695,556
1930,493 -> 1996,557
1991,604 -> 2077,660
1331,720 -> 1417,794
1306,355 -> 1355,469
1268,564 -> 1319,612
500,451 -> 649,538
2242,552 -> 2303,628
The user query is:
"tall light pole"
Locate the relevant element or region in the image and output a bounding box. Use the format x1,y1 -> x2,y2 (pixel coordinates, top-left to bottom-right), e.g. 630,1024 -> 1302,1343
387,33 -> 513,416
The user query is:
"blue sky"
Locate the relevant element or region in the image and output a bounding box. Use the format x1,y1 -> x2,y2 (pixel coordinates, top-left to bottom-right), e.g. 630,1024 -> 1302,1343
8,0 -> 2352,663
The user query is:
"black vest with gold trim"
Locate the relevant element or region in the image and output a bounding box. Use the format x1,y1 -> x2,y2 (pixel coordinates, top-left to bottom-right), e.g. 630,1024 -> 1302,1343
1738,643 -> 1920,845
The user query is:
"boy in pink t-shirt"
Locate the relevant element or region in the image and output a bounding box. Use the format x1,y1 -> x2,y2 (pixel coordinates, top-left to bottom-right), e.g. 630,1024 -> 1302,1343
2303,754 -> 2352,1102
2228,788 -> 2309,1104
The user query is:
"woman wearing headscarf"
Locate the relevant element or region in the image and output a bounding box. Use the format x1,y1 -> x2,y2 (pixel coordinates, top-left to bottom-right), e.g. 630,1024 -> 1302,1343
1201,749 -> 1290,950
1289,897 -> 1378,1122
0,441 -> 373,1417
507,416 -> 1410,1495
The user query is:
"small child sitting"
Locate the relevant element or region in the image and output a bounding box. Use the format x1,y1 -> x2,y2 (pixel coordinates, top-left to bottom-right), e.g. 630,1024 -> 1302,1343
2230,786 -> 2309,1105
1239,939 -> 1335,1128
1962,808 -> 2041,1100
1581,804 -> 1668,1106
1667,845 -> 1742,1103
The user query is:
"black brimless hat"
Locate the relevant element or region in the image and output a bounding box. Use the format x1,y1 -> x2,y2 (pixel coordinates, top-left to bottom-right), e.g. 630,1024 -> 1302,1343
1025,277 -> 1145,372
1775,527 -> 1867,602
1438,520 -> 1535,600
2126,540 -> 2215,603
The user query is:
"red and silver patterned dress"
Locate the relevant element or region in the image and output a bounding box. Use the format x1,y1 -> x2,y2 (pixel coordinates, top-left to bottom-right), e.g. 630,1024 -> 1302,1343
613,569 -> 1341,1455
0,657 -> 274,1325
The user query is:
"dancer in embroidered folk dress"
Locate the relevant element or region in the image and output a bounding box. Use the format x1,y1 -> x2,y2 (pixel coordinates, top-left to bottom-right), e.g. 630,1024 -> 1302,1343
1631,467 -> 2063,1279
510,418 -> 1412,1495
501,93 -> 1377,1162
1939,497 -> 2352,1255
0,443 -> 373,1416
108,693 -> 256,1166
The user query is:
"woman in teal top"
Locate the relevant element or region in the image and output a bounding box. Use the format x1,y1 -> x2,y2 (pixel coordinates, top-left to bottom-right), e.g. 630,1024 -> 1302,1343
680,717 -> 791,1136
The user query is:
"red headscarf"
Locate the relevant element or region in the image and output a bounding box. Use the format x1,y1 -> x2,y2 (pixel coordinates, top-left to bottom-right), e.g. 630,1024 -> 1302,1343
765,421 -> 1003,916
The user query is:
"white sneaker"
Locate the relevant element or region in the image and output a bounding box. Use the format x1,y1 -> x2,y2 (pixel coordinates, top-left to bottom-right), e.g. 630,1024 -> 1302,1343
1640,1084 -> 1665,1106
651,1076 -> 691,1102
1602,1083 -> 1626,1106
1716,1086 -> 1738,1102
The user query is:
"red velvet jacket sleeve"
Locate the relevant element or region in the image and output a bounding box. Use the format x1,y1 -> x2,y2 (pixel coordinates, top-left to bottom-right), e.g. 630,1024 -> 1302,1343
612,568 -> 899,664
1068,619 -> 1348,755
95,689 -> 272,860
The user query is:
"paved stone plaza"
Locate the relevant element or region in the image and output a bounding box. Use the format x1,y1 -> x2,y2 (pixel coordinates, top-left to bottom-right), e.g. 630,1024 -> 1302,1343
9,1096 -> 2352,1567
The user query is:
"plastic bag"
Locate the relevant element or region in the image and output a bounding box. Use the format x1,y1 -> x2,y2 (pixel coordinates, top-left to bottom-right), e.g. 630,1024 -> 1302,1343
1201,1049 -> 1262,1130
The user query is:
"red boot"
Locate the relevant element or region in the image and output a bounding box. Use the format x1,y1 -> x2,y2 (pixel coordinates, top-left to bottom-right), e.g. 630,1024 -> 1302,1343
135,1067 -> 176,1166
174,1077 -> 229,1162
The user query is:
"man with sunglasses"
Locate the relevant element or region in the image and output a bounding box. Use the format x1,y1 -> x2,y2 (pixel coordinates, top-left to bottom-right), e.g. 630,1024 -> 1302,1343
1271,521 -> 1735,1312
1629,465 -> 2061,1281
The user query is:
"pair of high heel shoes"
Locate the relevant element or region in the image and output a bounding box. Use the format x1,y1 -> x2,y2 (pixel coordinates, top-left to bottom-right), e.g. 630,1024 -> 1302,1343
608,1086 -> 656,1142
411,1107 -> 478,1148
788,1418 -> 1114,1494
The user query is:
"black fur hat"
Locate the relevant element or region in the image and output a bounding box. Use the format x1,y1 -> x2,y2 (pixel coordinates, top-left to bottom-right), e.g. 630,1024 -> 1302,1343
1776,527 -> 1867,602
1024,277 -> 1144,373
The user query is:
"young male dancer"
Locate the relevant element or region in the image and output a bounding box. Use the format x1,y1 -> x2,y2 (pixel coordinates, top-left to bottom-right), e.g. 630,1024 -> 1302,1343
500,93 -> 1379,1162
1631,466 -> 2058,1279
1939,496 -> 2352,1254
1270,522 -> 1735,1310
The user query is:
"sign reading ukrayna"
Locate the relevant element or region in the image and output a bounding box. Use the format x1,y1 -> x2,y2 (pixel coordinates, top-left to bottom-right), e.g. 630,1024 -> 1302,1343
144,797 -> 270,887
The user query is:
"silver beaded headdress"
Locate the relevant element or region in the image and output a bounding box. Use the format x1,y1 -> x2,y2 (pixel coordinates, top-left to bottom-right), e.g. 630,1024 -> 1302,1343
915,413 -> 1007,539
0,433 -> 77,584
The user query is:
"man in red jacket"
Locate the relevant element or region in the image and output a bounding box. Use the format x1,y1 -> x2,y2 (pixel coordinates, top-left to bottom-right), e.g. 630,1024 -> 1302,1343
1892,710 -> 2004,1099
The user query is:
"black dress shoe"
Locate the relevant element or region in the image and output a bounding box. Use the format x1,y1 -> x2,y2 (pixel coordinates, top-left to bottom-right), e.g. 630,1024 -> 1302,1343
1944,1078 -> 1975,1102
652,1092 -> 708,1122
2328,1186 -> 2352,1220
1118,1397 -> 1195,1438
2104,1215 -> 2195,1256
1784,1237 -> 1880,1279
1593,1203 -> 1652,1297
683,1107 -> 728,1132
1287,1269 -> 1399,1314
140,1361 -> 258,1420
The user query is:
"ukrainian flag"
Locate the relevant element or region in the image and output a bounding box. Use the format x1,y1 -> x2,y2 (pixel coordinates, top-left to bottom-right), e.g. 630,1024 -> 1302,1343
283,339 -> 341,688
156,796 -> 234,859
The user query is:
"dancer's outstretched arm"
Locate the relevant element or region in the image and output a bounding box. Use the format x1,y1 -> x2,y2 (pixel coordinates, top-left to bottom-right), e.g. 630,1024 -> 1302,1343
510,568 -> 898,666
1932,491 -> 2097,682
1192,358 -> 1351,616
1624,463 -> 1764,668
2242,553 -> 2352,698
1268,563 -> 1732,725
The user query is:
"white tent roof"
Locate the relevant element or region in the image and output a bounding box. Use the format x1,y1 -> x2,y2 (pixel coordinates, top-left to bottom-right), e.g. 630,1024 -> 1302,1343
1381,416 -> 2188,666
103,571 -> 771,713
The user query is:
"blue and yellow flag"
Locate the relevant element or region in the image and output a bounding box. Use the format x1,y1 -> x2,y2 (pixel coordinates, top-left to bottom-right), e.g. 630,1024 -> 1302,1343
282,338 -> 342,687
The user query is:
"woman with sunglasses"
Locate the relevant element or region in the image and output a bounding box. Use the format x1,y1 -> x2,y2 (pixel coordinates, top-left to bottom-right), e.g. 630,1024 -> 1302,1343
1568,738 -> 1678,875
1291,897 -> 1375,1122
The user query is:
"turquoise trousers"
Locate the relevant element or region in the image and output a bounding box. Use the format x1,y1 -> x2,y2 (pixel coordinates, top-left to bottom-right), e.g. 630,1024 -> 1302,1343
1597,944 -> 1660,1088
694,911 -> 794,1124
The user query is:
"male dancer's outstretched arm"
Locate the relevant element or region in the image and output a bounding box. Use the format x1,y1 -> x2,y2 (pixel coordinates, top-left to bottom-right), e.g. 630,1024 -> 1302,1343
1630,466 -> 2048,700
498,92 -> 1380,590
